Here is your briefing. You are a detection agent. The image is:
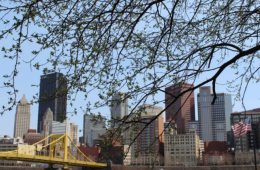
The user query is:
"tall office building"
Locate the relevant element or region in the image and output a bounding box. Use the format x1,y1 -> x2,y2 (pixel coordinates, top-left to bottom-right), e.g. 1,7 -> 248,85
110,92 -> 129,127
165,82 -> 195,134
83,114 -> 106,147
14,95 -> 31,138
37,72 -> 67,132
131,104 -> 164,165
198,86 -> 232,141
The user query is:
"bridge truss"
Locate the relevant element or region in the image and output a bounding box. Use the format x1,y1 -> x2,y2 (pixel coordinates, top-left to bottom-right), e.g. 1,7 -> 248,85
0,134 -> 107,169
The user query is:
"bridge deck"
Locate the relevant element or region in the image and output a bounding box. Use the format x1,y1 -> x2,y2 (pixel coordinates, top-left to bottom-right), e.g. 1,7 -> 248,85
0,152 -> 107,168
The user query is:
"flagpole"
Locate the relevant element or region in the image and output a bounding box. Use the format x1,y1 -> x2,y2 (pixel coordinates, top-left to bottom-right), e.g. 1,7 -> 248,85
232,115 -> 257,169
251,115 -> 257,170
253,132 -> 257,170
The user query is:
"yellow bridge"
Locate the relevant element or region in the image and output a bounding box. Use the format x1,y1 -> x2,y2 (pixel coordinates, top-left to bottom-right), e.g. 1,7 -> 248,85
0,134 -> 107,169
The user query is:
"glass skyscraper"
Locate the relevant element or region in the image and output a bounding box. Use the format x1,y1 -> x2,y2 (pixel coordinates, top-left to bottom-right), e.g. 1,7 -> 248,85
37,72 -> 67,133
197,86 -> 232,141
110,92 -> 129,128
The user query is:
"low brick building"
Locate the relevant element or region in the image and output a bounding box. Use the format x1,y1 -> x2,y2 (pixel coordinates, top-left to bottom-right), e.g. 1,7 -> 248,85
203,141 -> 234,165
23,129 -> 44,145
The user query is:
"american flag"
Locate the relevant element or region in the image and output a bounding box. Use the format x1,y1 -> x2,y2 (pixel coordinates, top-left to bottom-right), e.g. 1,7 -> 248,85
232,117 -> 252,137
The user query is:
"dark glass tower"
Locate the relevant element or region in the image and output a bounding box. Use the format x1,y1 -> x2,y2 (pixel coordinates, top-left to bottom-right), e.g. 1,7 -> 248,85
37,72 -> 67,133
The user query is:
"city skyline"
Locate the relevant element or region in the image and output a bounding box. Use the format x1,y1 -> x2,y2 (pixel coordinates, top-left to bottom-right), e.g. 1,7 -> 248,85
0,73 -> 259,137
0,0 -> 259,167
0,78 -> 260,167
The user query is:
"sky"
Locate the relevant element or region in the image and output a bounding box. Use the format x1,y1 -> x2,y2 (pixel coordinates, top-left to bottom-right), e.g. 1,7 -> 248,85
0,3 -> 259,137
0,58 -> 259,138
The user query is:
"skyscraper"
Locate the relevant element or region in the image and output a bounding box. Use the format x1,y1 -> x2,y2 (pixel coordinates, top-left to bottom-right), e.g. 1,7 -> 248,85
165,82 -> 195,134
83,113 -> 106,147
14,95 -> 30,138
198,86 -> 232,141
131,104 -> 164,165
110,92 -> 128,127
37,72 -> 67,132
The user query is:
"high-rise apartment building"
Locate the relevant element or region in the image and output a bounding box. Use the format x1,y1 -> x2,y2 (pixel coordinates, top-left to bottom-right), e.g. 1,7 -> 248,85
14,95 -> 30,138
37,72 -> 67,132
231,108 -> 260,151
198,86 -> 232,141
83,114 -> 106,147
131,104 -> 164,165
165,82 -> 195,134
110,92 -> 128,127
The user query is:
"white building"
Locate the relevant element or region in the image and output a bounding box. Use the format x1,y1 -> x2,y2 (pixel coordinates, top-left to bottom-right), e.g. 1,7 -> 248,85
52,121 -> 68,134
14,95 -> 30,138
83,114 -> 106,147
198,86 -> 232,141
0,136 -> 24,151
42,108 -> 53,137
123,145 -> 132,165
51,120 -> 78,144
164,125 -> 201,166
69,123 -> 78,145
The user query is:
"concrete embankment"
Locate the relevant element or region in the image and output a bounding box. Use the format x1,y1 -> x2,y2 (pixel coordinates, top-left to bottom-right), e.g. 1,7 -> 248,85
0,167 -> 44,170
1,165 -> 260,170
111,165 -> 260,170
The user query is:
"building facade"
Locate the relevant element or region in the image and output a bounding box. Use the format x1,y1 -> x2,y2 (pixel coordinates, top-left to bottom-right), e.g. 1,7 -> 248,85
42,108 -> 53,136
123,145 -> 132,165
203,141 -> 233,165
38,72 -> 67,132
50,120 -> 78,146
231,108 -> 260,152
131,104 -> 164,166
23,129 -> 44,145
188,121 -> 200,135
83,114 -> 106,147
110,92 -> 129,127
0,136 -> 24,151
14,95 -> 30,138
165,82 -> 195,134
198,86 -> 232,141
51,120 -> 69,134
164,126 -> 201,166
69,123 -> 78,144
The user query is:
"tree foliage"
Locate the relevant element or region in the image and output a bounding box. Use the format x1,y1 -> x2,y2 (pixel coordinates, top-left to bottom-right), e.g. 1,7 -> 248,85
0,0 -> 259,123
